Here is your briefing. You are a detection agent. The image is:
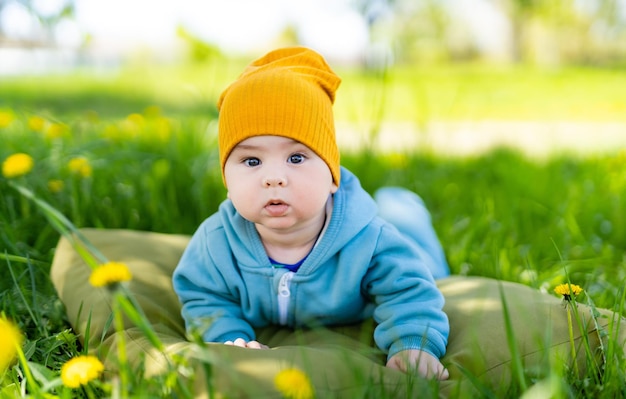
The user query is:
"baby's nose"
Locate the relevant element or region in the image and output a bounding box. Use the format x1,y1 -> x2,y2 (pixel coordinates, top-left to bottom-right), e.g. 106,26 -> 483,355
263,176 -> 286,187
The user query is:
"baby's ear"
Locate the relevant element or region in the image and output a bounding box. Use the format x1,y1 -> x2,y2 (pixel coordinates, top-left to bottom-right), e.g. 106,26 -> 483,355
330,183 -> 338,194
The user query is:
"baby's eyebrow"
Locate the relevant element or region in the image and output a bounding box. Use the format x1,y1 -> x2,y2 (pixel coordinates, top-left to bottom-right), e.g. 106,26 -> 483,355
234,141 -> 306,152
232,144 -> 263,152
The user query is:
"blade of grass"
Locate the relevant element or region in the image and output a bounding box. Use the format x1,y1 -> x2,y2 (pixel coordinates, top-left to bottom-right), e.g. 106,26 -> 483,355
6,258 -> 45,337
114,292 -> 164,352
0,253 -> 49,267
9,181 -> 107,267
498,282 -> 528,391
98,312 -> 115,360
453,362 -> 498,399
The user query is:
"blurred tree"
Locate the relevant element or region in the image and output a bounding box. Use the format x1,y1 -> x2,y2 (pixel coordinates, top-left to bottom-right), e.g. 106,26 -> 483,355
352,0 -> 396,28
0,0 -> 75,46
492,0 -> 626,65
492,0 -> 537,62
580,0 -> 626,65
389,0 -> 460,64
349,0 -> 391,67
352,0 -> 626,66
350,0 -> 466,65
494,0 -> 595,63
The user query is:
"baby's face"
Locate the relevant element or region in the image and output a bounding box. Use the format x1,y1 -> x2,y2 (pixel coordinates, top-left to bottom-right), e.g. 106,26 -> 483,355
224,135 -> 337,233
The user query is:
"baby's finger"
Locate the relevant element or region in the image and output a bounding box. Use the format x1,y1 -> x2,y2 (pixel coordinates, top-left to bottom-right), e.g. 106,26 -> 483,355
438,367 -> 450,380
424,363 -> 449,381
246,340 -> 265,349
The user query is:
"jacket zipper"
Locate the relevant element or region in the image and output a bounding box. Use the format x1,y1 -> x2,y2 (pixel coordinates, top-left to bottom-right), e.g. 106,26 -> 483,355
277,271 -> 294,325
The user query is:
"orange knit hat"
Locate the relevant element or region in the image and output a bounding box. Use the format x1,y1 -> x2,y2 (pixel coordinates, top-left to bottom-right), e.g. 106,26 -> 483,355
217,47 -> 342,185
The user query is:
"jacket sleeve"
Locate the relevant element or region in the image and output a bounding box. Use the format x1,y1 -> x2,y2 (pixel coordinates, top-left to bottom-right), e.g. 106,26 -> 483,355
363,223 -> 449,359
172,222 -> 256,343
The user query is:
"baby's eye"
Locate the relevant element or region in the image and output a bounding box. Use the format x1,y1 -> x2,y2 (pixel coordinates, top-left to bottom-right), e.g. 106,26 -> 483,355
243,158 -> 261,167
288,153 -> 305,164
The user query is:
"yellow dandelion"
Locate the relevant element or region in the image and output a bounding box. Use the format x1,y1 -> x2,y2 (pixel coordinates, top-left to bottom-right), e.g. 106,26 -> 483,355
89,262 -> 132,288
274,368 -> 314,399
0,317 -> 23,372
556,283 -> 584,374
119,120 -> 139,137
27,115 -> 46,132
67,157 -> 92,178
45,123 -> 68,139
2,153 -> 34,178
153,117 -> 172,142
126,113 -> 145,126
0,110 -> 15,128
554,283 -> 583,301
48,179 -> 64,193
60,355 -> 104,388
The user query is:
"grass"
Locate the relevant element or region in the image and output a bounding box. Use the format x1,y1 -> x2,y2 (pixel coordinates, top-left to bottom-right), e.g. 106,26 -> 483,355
1,62 -> 625,397
363,64 -> 626,122
3,61 -> 626,122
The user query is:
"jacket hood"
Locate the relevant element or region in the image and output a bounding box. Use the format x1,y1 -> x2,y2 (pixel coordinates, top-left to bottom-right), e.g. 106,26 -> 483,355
314,167 -> 378,257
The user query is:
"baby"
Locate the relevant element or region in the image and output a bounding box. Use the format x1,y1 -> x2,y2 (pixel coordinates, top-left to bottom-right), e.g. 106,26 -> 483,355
173,46 -> 450,380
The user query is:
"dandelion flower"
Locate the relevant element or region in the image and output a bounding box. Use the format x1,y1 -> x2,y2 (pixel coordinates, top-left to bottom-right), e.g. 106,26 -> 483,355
60,355 -> 104,388
119,113 -> 144,136
0,110 -> 14,128
67,156 -> 92,178
274,368 -> 314,399
2,153 -> 34,178
48,179 -> 64,193
126,113 -> 145,125
153,117 -> 172,142
554,283 -> 583,301
555,283 -> 584,374
0,317 -> 23,372
46,123 -> 68,139
28,115 -> 46,132
89,262 -> 132,288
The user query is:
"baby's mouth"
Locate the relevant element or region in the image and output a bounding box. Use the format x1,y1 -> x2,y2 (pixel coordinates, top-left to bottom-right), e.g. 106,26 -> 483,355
265,200 -> 289,216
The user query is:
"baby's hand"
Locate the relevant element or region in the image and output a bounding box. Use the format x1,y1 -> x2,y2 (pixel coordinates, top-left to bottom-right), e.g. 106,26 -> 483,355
386,349 -> 449,380
224,337 -> 269,349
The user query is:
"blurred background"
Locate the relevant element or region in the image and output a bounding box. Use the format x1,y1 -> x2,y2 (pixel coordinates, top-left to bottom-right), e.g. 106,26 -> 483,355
2,0 -> 626,155
3,0 -> 626,69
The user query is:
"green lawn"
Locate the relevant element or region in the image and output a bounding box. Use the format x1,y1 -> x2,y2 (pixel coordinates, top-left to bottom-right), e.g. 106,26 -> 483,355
3,62 -> 626,122
358,64 -> 626,122
1,63 -> 625,397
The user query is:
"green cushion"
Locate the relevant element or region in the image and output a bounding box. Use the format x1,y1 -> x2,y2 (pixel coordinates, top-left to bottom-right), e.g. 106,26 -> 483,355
50,228 -> 625,398
437,276 -> 623,397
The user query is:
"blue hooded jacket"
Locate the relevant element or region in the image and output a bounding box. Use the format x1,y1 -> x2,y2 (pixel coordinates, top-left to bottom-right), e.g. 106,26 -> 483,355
173,167 -> 449,359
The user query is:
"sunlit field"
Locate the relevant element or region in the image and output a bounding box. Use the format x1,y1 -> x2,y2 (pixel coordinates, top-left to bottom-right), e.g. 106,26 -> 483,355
1,62 -> 626,397
4,62 -> 626,121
